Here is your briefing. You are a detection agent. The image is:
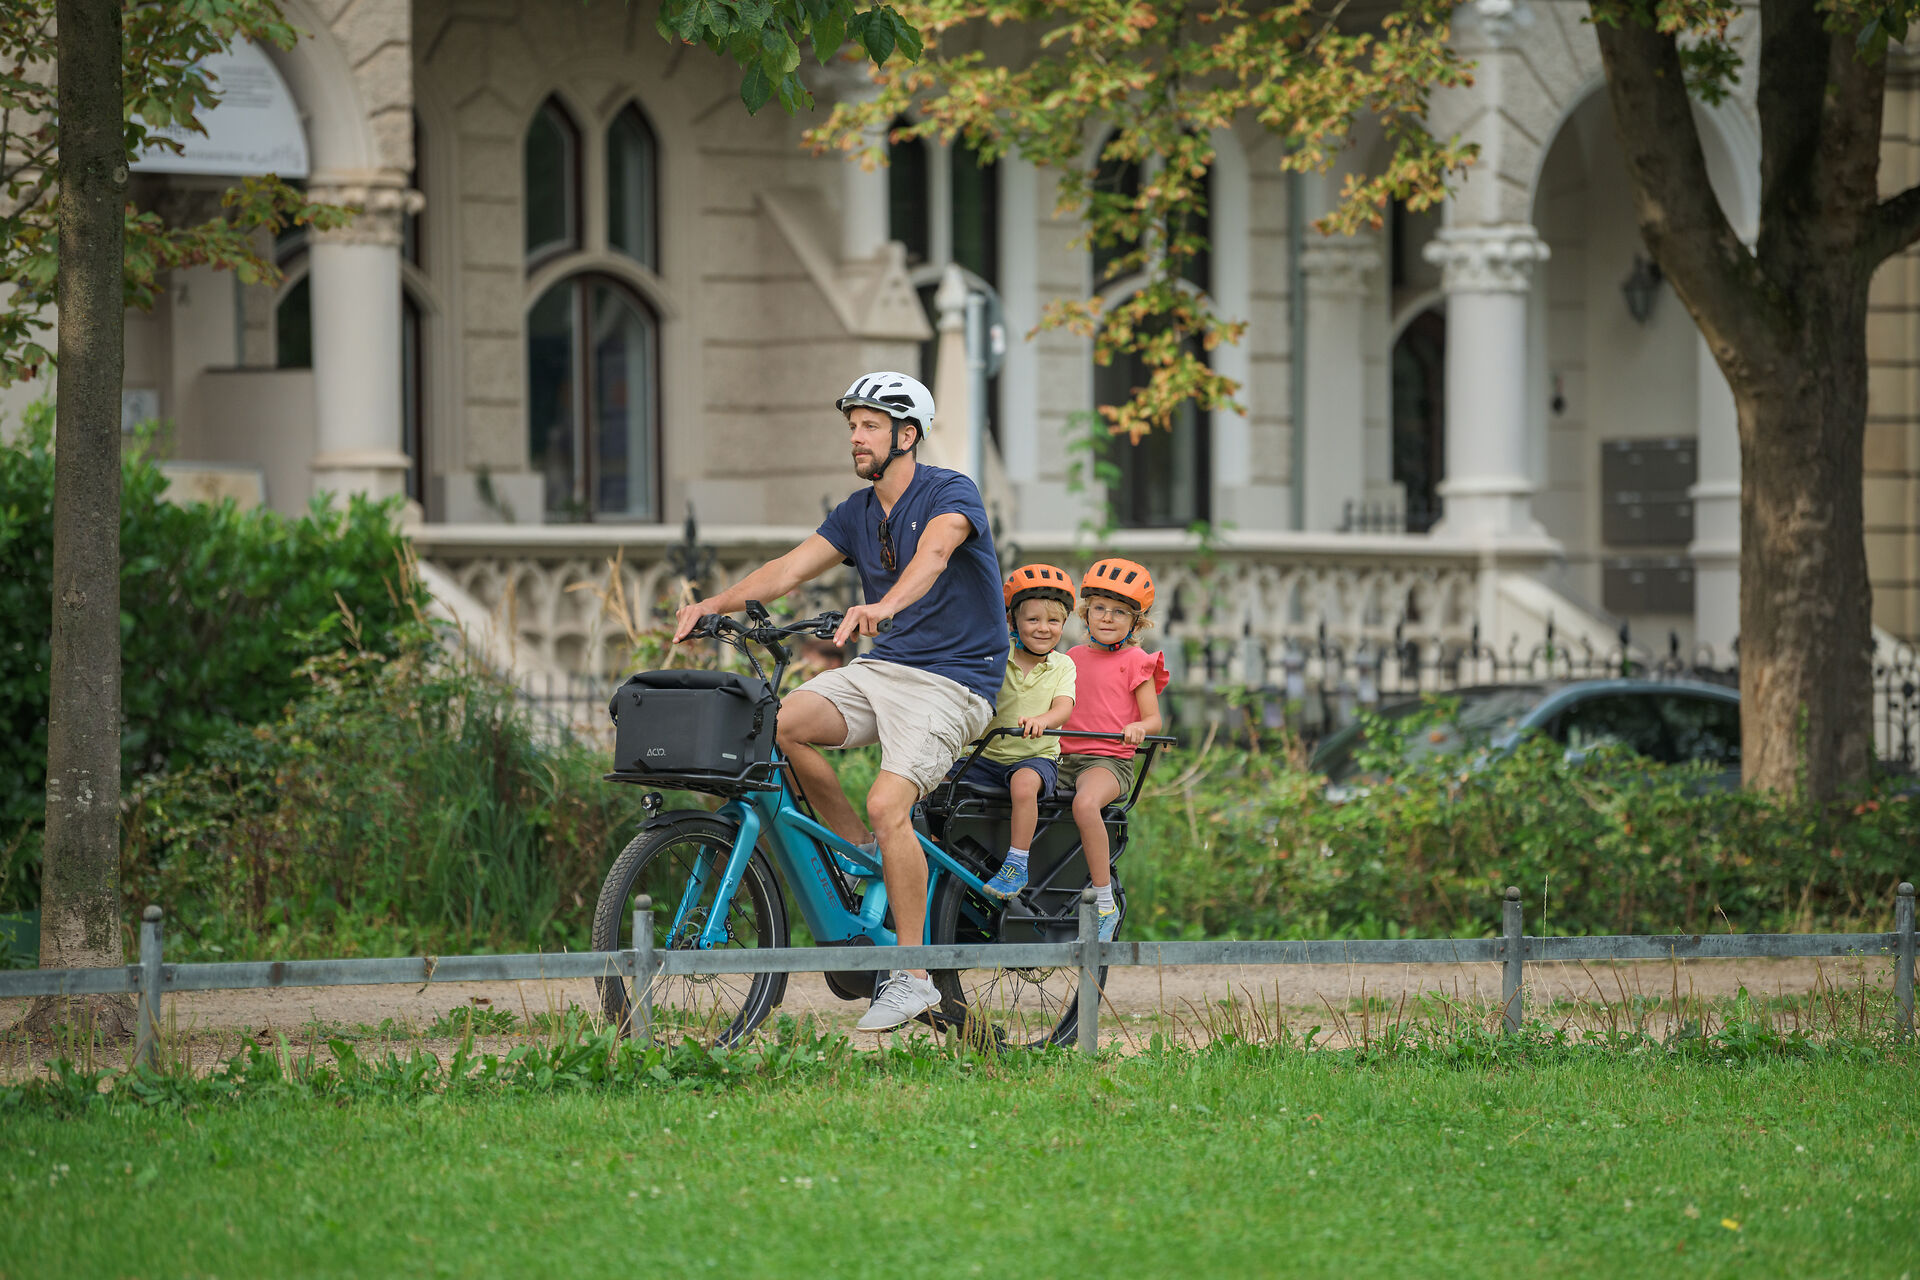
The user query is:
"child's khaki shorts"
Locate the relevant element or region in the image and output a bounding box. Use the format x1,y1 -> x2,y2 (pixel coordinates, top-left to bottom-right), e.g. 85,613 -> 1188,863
1057,753 -> 1136,797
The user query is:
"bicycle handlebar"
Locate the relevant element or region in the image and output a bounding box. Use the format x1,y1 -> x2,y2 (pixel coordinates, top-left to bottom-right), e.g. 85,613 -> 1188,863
685,610 -> 891,644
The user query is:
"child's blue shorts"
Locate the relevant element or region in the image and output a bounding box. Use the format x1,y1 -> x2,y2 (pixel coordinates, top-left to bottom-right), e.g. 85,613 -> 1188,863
946,754 -> 1060,797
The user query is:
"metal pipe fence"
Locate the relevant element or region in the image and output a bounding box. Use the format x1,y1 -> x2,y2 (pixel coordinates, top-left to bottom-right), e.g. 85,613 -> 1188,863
2,884 -> 1911,1066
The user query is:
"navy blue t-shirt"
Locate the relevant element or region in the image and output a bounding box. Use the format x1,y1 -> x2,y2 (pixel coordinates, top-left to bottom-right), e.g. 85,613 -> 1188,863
816,464 -> 1006,703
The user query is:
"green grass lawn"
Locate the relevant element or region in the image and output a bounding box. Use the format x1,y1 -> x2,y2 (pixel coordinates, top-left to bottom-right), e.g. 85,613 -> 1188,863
3,1046 -> 1915,1279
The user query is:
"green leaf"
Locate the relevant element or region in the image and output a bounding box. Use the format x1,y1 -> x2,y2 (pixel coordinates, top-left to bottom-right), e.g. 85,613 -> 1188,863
812,7 -> 847,63
856,8 -> 895,66
776,71 -> 813,115
740,63 -> 776,115
885,7 -> 922,62
761,25 -> 802,76
668,0 -> 732,42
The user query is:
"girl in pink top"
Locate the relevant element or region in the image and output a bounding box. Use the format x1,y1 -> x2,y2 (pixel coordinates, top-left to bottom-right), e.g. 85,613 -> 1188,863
1057,558 -> 1169,941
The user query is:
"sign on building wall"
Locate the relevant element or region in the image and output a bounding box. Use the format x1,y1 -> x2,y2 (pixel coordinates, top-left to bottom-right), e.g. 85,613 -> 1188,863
130,41 -> 309,179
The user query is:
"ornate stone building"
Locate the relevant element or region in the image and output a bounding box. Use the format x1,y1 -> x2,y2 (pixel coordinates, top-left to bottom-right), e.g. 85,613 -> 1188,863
7,0 -> 1919,687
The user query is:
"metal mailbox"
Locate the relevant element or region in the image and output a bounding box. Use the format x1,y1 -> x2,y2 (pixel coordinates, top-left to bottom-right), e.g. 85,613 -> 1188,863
1601,438 -> 1697,547
1603,556 -> 1695,615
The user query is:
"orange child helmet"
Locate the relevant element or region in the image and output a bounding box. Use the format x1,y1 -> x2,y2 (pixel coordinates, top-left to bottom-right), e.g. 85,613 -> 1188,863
1080,557 -> 1155,613
1004,563 -> 1078,612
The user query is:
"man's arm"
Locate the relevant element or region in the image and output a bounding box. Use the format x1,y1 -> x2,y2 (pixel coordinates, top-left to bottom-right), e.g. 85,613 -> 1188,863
832,512 -> 972,645
673,534 -> 846,641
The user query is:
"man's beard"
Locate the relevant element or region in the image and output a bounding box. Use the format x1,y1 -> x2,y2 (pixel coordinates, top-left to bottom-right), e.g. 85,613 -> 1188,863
852,451 -> 878,480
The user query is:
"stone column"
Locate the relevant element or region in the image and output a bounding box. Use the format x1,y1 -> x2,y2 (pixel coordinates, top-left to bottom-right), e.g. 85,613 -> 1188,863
815,64 -> 890,263
1690,334 -> 1741,657
1298,236 -> 1380,531
1422,223 -> 1551,540
927,264 -> 974,476
306,175 -> 420,504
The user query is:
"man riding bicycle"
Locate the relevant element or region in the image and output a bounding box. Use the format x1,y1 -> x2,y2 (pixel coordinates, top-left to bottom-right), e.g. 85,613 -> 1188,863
672,371 -> 1005,1032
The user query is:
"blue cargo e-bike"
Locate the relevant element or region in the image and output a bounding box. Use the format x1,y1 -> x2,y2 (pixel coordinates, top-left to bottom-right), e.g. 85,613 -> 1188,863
592,605 -> 1170,1048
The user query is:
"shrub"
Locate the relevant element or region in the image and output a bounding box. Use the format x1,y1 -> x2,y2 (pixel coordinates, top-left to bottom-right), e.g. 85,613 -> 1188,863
1,402 -> 427,907
120,640 -> 666,958
1122,719 -> 1918,940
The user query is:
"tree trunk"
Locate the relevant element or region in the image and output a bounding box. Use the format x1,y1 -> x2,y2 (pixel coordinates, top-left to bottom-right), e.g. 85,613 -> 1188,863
1735,293 -> 1876,798
27,0 -> 133,1037
1589,2 -> 1889,801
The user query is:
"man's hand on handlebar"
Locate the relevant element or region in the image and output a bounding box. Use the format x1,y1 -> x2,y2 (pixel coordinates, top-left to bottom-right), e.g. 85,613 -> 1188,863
673,600 -> 721,643
832,604 -> 895,647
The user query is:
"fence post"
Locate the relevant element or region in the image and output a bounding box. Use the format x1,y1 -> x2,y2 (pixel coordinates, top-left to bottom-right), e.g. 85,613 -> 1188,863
1077,888 -> 1099,1055
629,896 -> 654,1047
1501,887 -> 1524,1034
133,906 -> 163,1070
1897,882 -> 1915,1041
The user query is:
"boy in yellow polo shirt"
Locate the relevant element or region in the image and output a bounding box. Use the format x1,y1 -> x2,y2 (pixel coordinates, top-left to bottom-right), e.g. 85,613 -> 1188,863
967,565 -> 1079,899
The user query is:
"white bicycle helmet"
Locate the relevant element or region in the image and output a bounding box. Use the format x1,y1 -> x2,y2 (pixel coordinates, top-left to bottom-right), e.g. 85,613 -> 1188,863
835,371 -> 935,481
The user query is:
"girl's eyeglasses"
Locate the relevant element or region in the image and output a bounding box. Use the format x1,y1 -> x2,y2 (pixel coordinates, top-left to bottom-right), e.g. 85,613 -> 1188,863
878,517 -> 896,572
1086,602 -> 1134,620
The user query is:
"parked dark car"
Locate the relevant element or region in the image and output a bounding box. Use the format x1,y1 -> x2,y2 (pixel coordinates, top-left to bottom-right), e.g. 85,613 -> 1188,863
1307,679 -> 1743,798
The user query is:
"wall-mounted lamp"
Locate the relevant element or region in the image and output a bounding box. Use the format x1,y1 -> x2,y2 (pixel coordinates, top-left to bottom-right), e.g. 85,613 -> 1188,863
1621,254 -> 1664,324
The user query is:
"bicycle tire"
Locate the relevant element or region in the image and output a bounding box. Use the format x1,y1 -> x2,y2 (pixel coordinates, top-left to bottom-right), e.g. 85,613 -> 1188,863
591,813 -> 789,1047
926,850 -> 1119,1051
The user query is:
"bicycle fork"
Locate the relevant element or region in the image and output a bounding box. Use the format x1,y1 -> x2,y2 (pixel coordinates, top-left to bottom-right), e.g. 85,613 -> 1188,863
671,806 -> 763,950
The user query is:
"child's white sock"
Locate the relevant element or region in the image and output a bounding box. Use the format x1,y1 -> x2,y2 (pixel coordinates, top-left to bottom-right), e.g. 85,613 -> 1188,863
1093,882 -> 1116,912
1003,847 -> 1029,870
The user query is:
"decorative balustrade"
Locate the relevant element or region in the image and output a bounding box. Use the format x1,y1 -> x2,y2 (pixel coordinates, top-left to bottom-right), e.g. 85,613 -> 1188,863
411,522 -> 1527,681
410,521 -> 1917,769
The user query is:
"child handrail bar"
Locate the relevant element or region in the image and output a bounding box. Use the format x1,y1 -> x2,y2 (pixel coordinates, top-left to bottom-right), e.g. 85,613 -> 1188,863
939,726 -> 1175,814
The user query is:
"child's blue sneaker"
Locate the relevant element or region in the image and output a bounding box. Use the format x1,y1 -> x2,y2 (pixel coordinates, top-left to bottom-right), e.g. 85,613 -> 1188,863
982,859 -> 1029,900
1097,905 -> 1121,942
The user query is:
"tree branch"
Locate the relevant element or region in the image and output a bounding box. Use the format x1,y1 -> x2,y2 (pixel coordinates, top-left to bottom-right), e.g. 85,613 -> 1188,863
1590,6 -> 1779,377
1869,182 -> 1920,265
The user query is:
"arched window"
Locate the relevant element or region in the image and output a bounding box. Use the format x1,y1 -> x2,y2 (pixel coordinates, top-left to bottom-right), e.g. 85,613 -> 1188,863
606,103 -> 658,270
1092,146 -> 1143,286
276,273 -> 312,369
1176,165 -> 1212,295
889,122 -> 1001,439
1093,134 -> 1210,290
1391,306 -> 1446,532
404,109 -> 424,268
402,290 -> 425,503
1096,330 -> 1212,529
528,275 -> 659,521
525,97 -> 580,262
888,129 -> 930,267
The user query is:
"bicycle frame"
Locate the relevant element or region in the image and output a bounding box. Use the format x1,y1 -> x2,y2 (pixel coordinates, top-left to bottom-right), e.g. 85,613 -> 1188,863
664,751 -> 994,950
647,608 -> 1169,957
653,607 -> 996,951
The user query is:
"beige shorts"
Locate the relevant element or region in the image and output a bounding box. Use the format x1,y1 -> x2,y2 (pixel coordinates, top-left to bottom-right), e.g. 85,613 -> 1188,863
793,658 -> 994,797
1057,753 -> 1136,797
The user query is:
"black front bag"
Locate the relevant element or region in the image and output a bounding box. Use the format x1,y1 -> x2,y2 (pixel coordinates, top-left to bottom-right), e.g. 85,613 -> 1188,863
607,669 -> 778,793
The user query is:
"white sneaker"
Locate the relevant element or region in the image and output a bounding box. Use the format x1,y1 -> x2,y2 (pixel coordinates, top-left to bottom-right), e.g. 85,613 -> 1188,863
856,972 -> 940,1032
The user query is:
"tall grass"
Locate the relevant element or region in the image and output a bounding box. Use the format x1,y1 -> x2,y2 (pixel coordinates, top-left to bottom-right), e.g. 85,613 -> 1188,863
120,642 -> 666,959
121,638 -> 1918,960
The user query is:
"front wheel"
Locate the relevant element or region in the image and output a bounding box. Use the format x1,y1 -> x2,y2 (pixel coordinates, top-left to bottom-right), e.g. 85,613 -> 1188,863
591,814 -> 789,1047
926,857 -> 1119,1050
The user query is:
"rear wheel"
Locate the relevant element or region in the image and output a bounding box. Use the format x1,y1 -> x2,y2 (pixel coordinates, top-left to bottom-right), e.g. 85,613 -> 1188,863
926,854 -> 1119,1050
591,814 -> 789,1047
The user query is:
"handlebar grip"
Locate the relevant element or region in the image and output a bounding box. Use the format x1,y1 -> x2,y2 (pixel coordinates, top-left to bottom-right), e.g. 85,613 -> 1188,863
874,617 -> 893,634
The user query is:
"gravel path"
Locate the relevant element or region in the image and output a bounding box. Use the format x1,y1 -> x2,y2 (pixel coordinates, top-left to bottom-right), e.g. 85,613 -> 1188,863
1,954 -> 1878,1060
